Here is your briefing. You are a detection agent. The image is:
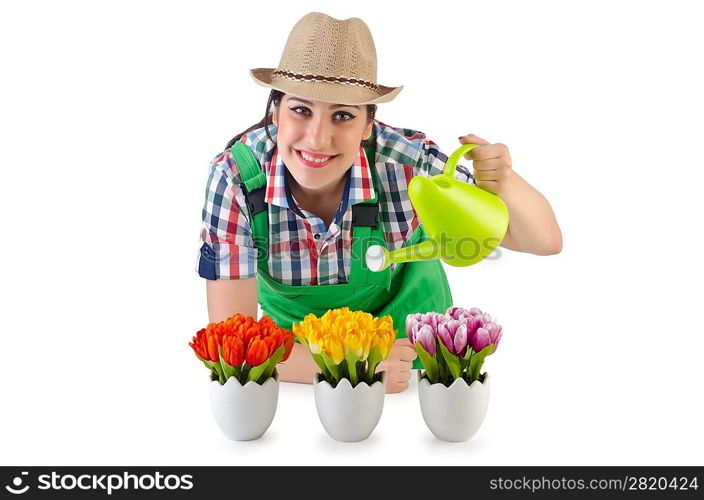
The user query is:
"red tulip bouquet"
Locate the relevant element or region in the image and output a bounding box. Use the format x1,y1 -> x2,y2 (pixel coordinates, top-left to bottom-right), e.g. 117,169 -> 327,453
189,314 -> 294,385
407,306 -> 502,386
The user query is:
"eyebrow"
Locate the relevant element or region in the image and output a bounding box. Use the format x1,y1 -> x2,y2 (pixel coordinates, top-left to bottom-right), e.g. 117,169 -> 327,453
286,97 -> 360,110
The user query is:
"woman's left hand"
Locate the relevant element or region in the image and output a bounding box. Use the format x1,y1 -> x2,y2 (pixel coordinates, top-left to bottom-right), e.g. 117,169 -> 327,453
458,134 -> 513,196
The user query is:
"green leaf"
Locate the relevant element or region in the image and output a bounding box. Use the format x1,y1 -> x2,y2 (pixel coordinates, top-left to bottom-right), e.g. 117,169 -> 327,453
339,359 -> 349,380
195,352 -> 220,380
468,344 -> 496,381
439,341 -> 461,379
312,353 -> 331,379
365,346 -> 382,382
240,363 -> 251,384
260,345 -> 285,382
247,347 -> 284,385
357,360 -> 365,383
438,357 -> 448,386
215,347 -> 227,384
415,342 -> 439,383
206,357 -> 225,385
220,358 -> 238,381
459,347 -> 473,372
345,354 -> 359,386
321,353 -> 340,383
200,359 -> 215,374
247,363 -> 268,384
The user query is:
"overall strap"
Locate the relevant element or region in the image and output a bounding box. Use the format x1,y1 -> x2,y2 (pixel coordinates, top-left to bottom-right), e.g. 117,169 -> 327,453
229,141 -> 270,274
348,158 -> 391,290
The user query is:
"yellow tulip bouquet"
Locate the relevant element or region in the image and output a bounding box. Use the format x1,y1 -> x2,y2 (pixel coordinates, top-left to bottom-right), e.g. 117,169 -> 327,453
293,307 -> 396,388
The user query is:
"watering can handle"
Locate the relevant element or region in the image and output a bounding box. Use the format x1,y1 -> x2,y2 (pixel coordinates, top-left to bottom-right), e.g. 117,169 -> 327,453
444,143 -> 479,177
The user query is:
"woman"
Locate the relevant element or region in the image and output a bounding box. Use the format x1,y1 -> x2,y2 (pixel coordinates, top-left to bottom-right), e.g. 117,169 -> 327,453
196,13 -> 562,393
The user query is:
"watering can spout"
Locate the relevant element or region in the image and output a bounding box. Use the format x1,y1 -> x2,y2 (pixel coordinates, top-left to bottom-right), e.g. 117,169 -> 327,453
365,143 -> 509,272
365,240 -> 439,272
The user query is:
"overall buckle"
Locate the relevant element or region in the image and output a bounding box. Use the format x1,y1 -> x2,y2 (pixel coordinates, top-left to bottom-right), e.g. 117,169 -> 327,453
243,185 -> 267,216
352,204 -> 379,229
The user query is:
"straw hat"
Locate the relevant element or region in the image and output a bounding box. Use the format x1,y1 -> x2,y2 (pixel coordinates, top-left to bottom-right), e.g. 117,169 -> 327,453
250,12 -> 403,105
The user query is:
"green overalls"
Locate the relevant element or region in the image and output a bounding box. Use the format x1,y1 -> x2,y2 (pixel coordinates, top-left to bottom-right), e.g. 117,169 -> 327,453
230,136 -> 452,369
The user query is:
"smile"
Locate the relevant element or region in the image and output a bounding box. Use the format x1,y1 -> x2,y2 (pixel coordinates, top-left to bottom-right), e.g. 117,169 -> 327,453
295,149 -> 339,168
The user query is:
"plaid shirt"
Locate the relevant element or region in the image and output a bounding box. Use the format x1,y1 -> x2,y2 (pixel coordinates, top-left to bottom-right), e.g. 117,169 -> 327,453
197,120 -> 476,285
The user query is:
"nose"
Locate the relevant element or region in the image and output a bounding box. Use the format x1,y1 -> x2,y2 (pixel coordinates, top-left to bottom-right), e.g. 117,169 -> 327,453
305,113 -> 333,150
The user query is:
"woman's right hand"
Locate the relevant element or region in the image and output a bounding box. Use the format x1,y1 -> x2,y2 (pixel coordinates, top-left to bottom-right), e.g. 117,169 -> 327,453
376,338 -> 417,393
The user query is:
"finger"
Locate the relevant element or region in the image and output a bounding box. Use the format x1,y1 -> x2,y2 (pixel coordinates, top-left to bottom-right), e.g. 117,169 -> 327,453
459,134 -> 490,146
386,382 -> 408,394
473,170 -> 500,182
386,382 -> 407,394
395,337 -> 413,347
387,365 -> 411,378
388,374 -> 405,386
472,158 -> 503,171
396,364 -> 413,376
385,376 -> 403,388
398,346 -> 417,361
474,168 -> 510,183
395,381 -> 410,392
470,144 -> 504,161
475,179 -> 499,195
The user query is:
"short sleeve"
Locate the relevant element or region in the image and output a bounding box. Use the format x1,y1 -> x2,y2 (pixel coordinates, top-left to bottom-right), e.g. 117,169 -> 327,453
418,136 -> 477,186
196,151 -> 258,280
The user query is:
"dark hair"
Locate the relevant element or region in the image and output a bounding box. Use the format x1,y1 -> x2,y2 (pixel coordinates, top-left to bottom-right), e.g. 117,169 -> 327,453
225,89 -> 377,150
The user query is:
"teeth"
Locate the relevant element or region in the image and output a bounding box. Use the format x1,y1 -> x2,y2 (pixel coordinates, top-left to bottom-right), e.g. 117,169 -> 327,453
300,151 -> 333,163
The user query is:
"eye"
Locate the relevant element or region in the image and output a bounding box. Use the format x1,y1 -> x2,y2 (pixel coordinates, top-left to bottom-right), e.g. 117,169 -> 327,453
334,111 -> 356,121
290,106 -> 310,116
289,107 -> 356,122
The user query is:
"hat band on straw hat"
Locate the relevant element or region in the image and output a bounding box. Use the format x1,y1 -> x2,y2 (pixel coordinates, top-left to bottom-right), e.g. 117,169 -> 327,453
271,70 -> 380,92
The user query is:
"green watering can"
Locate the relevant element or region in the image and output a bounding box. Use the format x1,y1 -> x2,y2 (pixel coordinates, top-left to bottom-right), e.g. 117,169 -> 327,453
365,143 -> 510,272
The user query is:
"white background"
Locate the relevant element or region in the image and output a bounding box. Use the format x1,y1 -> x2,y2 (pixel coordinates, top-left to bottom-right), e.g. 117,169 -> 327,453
1,0 -> 702,466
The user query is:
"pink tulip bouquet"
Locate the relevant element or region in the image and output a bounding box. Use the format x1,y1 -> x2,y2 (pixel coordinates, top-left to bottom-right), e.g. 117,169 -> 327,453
406,306 -> 502,386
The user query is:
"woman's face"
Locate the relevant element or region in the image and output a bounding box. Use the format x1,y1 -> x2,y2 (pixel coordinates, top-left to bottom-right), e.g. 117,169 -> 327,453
272,95 -> 374,192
